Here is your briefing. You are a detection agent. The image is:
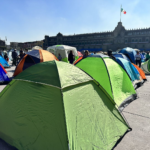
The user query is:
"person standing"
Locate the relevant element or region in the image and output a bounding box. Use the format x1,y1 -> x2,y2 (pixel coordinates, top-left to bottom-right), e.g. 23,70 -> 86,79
12,50 -> 18,66
107,49 -> 116,61
145,52 -> 150,61
58,53 -> 62,61
135,51 -> 142,67
68,51 -> 75,64
83,50 -> 89,58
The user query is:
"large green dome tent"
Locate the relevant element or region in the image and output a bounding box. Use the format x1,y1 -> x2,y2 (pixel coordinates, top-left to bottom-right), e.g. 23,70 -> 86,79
74,54 -> 137,111
141,59 -> 150,74
0,61 -> 130,150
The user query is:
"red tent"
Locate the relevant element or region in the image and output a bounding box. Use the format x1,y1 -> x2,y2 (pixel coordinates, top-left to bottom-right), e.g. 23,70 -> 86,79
77,51 -> 83,57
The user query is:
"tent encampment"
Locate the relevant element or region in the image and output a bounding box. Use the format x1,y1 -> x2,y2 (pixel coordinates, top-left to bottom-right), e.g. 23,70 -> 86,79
74,54 -> 137,111
141,59 -> 150,74
119,47 -> 137,63
13,49 -> 58,77
47,45 -> 78,62
0,56 -> 10,68
0,64 -> 10,83
0,61 -> 130,150
115,57 -> 142,88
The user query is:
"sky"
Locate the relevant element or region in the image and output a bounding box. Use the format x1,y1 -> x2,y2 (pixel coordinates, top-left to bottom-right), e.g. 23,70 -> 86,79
0,0 -> 149,44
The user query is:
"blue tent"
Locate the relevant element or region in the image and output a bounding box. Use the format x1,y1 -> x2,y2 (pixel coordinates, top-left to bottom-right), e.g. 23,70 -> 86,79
119,47 -> 136,64
0,64 -> 10,83
113,53 -> 131,62
0,56 -> 10,68
115,57 -> 140,82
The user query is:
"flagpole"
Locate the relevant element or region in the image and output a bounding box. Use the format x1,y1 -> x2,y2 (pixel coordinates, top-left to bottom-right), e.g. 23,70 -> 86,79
120,5 -> 122,22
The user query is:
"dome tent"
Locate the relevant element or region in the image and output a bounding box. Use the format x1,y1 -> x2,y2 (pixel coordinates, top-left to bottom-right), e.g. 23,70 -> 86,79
0,61 -> 130,150
32,46 -> 43,50
132,63 -> 147,81
113,52 -> 131,62
141,59 -> 150,74
0,56 -> 10,68
13,49 -> 58,77
0,64 -> 10,84
119,47 -> 137,63
74,54 -> 137,111
47,45 -> 78,63
115,57 -> 143,88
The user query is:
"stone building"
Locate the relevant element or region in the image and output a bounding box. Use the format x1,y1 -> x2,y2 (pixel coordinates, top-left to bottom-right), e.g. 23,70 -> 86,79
43,22 -> 150,51
18,40 -> 44,50
0,40 -> 6,50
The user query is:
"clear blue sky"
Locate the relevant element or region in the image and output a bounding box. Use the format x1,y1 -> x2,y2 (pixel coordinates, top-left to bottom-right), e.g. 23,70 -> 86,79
0,0 -> 148,44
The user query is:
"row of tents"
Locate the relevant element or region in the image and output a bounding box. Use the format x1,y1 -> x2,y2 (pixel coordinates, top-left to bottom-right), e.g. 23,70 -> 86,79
0,46 -> 148,150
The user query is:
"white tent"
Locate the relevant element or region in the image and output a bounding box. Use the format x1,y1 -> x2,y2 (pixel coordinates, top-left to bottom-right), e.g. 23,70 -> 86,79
32,46 -> 43,50
47,45 -> 78,62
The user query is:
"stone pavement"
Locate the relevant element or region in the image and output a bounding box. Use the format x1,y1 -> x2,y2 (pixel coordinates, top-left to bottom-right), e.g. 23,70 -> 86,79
115,76 -> 150,150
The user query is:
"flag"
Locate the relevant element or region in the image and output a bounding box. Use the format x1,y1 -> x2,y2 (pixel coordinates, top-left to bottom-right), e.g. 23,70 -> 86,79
5,36 -> 7,41
121,8 -> 126,14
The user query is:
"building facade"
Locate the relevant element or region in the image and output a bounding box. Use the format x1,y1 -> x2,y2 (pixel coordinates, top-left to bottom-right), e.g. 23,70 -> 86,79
43,22 -> 150,51
11,41 -> 44,50
0,40 -> 6,50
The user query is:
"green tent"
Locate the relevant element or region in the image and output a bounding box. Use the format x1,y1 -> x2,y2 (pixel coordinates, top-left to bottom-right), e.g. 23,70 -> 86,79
75,54 -> 137,111
141,59 -> 150,74
0,61 -> 130,150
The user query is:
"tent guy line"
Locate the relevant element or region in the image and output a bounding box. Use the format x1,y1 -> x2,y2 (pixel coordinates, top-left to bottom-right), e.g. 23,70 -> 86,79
123,111 -> 150,119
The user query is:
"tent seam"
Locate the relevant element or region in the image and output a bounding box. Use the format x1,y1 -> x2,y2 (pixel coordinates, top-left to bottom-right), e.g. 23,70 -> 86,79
13,79 -> 61,89
101,57 -> 114,99
54,61 -> 69,149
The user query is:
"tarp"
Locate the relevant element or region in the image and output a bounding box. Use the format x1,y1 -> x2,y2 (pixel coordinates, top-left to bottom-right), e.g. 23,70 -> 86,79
75,54 -> 137,111
119,47 -> 137,63
0,64 -> 10,83
0,61 -> 130,150
0,56 -> 10,68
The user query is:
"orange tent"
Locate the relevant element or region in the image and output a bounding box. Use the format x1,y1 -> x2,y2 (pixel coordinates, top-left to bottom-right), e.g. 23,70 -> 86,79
14,49 -> 58,77
74,56 -> 83,65
132,63 -> 147,80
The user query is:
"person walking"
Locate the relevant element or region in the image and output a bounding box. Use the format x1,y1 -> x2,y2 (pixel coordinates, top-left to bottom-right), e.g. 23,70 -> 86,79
68,51 -> 75,64
135,51 -> 142,67
12,50 -> 18,66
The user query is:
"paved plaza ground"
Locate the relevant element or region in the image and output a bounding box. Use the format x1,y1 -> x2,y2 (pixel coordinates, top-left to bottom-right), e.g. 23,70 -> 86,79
0,65 -> 150,150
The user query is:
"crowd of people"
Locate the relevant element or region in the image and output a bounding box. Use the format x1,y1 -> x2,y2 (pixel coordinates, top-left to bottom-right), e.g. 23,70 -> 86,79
0,49 -> 27,66
11,50 -> 26,66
